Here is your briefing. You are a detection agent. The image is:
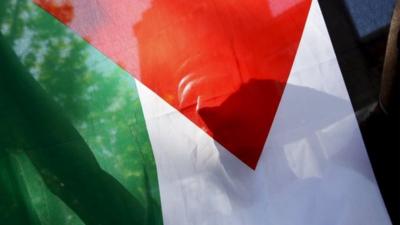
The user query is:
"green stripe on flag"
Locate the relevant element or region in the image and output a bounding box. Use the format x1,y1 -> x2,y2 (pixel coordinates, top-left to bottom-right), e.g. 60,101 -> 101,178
0,0 -> 163,224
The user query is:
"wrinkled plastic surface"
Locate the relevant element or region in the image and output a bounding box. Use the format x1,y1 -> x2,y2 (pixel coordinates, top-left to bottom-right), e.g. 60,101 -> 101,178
34,0 -> 312,169
137,1 -> 392,224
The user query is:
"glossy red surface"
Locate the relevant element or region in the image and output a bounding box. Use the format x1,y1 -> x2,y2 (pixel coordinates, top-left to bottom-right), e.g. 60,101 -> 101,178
34,0 -> 312,169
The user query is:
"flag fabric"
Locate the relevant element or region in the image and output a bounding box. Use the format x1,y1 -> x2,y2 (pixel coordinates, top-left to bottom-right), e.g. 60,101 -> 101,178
0,0 -> 392,224
34,0 -> 312,170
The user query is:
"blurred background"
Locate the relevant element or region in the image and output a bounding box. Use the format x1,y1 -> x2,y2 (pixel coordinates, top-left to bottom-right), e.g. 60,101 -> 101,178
320,0 -> 394,110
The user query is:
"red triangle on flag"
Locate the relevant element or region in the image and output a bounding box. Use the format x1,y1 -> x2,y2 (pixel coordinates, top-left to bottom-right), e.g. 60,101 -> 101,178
34,0 -> 312,169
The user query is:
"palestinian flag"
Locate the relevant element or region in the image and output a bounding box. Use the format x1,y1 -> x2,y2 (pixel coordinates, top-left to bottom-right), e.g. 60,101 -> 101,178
0,0 -> 392,224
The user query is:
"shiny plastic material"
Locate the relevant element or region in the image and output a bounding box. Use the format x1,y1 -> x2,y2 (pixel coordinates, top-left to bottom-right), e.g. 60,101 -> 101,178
35,0 -> 312,169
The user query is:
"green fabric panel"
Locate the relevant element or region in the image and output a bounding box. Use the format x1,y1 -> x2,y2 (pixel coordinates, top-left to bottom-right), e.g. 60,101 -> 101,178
0,0 -> 163,224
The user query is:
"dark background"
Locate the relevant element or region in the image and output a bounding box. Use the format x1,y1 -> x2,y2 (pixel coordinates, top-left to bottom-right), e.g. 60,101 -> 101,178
318,0 -> 399,224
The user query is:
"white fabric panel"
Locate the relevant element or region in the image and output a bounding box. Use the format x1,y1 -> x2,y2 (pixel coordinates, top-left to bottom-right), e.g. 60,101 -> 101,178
137,1 -> 392,224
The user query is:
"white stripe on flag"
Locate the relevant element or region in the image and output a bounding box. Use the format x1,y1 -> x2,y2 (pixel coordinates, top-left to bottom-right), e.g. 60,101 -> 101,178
137,1 -> 392,224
